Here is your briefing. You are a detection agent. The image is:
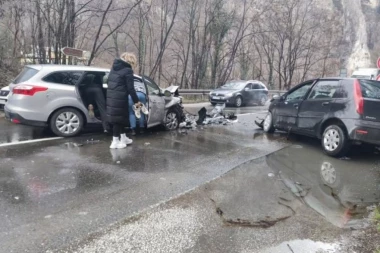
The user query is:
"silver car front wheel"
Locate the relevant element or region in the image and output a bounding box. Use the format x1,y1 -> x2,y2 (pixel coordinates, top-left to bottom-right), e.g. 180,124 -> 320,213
165,111 -> 179,130
50,108 -> 84,137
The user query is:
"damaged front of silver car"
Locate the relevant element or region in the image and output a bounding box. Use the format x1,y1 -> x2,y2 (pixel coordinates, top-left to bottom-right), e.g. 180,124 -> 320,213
162,85 -> 185,130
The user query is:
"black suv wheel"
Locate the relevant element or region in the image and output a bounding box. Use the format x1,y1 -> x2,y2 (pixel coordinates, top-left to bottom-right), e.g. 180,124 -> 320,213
322,125 -> 350,157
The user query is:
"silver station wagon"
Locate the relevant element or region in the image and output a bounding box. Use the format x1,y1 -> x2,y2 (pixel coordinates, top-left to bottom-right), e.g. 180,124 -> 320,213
5,65 -> 184,137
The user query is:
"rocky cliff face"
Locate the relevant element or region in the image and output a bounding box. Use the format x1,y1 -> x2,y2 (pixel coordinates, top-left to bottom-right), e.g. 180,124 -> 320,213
331,0 -> 380,73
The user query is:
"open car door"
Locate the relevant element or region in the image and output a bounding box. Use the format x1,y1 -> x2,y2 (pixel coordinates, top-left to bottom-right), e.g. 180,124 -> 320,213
142,76 -> 165,127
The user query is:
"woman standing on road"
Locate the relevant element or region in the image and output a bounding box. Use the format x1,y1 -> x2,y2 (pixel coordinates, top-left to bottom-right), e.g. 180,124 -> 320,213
106,52 -> 141,149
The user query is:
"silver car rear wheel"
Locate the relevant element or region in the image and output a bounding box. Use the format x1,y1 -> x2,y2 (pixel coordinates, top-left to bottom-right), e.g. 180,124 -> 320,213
56,112 -> 80,134
50,108 -> 84,137
165,111 -> 179,130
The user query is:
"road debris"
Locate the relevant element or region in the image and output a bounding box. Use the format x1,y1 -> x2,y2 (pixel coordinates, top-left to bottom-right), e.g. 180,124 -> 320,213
180,103 -> 238,131
210,103 -> 225,118
196,107 -> 207,125
144,142 -> 151,146
179,114 -> 197,130
86,139 -> 100,144
255,118 -> 264,129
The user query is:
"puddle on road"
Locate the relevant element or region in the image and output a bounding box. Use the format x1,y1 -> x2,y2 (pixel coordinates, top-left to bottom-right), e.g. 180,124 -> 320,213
204,137 -> 380,232
0,117 -> 106,145
266,142 -> 380,229
259,239 -> 340,253
0,122 -> 54,144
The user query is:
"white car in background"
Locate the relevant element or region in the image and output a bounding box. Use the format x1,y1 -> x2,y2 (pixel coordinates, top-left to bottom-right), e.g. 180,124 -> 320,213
0,86 -> 10,110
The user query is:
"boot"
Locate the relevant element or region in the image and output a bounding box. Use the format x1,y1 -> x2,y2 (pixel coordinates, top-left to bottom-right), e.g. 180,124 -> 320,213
120,133 -> 133,145
110,137 -> 127,149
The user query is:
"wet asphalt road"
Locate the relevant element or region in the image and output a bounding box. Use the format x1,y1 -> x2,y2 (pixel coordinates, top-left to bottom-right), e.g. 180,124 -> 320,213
0,104 -> 379,252
0,103 -> 268,145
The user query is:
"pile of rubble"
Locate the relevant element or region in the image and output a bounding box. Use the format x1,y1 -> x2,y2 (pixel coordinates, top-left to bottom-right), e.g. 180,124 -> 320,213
179,103 -> 238,130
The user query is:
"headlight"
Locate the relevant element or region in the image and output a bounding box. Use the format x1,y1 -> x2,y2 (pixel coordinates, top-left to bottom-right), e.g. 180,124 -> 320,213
224,93 -> 233,98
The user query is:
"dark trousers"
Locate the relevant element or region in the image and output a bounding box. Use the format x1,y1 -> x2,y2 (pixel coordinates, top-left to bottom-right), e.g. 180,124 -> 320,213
113,124 -> 125,137
84,87 -> 109,131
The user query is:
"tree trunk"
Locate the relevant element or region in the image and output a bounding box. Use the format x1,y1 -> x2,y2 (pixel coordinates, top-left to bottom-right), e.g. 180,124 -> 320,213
36,0 -> 46,64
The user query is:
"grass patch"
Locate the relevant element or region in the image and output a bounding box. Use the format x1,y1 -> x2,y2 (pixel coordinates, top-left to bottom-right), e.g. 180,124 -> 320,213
375,207 -> 380,222
375,207 -> 380,234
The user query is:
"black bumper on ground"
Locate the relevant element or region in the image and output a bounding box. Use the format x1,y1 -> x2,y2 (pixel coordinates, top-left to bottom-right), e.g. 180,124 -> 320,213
4,110 -> 47,127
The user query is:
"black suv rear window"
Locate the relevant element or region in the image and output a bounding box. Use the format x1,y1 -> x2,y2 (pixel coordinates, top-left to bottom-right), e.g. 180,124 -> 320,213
13,67 -> 39,84
359,80 -> 380,100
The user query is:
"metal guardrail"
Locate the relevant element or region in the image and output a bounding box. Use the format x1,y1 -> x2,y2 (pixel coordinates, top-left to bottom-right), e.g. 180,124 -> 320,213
179,89 -> 287,97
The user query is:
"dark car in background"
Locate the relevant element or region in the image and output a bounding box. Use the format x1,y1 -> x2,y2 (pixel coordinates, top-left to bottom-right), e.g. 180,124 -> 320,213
209,80 -> 268,107
262,78 -> 380,157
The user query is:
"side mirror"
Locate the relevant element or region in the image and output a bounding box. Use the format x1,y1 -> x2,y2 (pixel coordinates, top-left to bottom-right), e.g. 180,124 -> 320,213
164,90 -> 172,97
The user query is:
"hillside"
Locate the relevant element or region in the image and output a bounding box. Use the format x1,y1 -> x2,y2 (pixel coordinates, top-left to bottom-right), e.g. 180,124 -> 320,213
334,0 -> 380,73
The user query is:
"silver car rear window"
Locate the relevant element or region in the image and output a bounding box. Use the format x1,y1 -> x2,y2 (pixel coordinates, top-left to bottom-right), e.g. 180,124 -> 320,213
13,67 -> 39,84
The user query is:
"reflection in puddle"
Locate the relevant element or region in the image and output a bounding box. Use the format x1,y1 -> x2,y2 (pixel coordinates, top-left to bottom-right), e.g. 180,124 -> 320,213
0,146 -> 119,204
0,121 -> 54,144
266,144 -> 380,229
260,239 -> 339,253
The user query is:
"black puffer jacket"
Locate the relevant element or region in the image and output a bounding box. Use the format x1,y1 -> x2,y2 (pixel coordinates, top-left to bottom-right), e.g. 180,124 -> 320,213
106,59 -> 139,124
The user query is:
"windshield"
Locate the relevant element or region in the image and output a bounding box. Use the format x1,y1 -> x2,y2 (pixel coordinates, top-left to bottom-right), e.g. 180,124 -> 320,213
221,82 -> 246,90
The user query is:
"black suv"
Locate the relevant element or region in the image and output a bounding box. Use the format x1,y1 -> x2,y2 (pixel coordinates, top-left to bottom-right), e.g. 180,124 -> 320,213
263,78 -> 380,157
209,80 -> 268,107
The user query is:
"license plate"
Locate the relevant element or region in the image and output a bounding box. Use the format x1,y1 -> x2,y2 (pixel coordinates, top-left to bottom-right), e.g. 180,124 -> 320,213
212,96 -> 220,100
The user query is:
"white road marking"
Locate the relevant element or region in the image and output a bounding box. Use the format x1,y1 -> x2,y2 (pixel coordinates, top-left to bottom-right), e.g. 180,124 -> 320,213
0,137 -> 63,148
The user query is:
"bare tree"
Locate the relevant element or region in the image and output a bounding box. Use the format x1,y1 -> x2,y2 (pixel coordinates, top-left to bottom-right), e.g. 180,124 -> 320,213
149,0 -> 179,82
87,0 -> 143,66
